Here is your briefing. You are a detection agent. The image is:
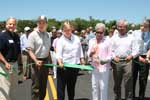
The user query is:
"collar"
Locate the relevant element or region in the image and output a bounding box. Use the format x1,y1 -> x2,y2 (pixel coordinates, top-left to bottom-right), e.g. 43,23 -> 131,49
5,30 -> 16,37
63,33 -> 74,41
118,33 -> 128,37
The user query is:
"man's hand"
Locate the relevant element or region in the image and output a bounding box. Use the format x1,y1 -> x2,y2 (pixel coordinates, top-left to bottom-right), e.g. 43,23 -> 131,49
35,60 -> 43,67
139,56 -> 146,63
126,55 -> 133,62
113,57 -> 120,63
5,62 -> 11,70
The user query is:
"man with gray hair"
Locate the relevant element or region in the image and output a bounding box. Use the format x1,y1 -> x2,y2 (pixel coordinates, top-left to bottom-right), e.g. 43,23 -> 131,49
88,23 -> 112,100
111,19 -> 137,100
27,15 -> 51,100
0,17 -> 22,100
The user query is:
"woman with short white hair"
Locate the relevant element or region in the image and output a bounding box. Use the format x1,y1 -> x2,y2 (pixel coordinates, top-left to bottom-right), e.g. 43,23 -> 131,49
88,23 -> 112,100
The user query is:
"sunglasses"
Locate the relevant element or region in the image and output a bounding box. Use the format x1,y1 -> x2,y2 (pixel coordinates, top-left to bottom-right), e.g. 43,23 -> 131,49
96,31 -> 103,34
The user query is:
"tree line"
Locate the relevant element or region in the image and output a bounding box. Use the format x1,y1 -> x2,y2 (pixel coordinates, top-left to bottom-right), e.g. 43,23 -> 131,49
0,17 -> 140,34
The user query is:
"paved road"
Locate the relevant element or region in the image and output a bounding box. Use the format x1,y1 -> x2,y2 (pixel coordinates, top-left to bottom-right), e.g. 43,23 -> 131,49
74,70 -> 150,100
15,70 -> 150,100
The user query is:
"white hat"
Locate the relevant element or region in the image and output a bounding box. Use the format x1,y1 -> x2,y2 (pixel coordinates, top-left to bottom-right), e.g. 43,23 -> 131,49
57,29 -> 62,33
24,26 -> 31,32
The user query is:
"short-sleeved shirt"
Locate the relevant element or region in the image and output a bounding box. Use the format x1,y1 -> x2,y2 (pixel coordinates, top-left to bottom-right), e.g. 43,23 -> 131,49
0,30 -> 21,61
27,30 -> 51,58
56,34 -> 84,64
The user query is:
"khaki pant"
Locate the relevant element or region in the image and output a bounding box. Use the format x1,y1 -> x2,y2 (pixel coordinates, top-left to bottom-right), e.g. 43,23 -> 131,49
0,62 -> 19,100
111,60 -> 133,99
31,59 -> 49,100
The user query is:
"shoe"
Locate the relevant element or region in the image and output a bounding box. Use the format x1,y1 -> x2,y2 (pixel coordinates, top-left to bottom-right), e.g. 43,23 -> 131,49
138,96 -> 144,100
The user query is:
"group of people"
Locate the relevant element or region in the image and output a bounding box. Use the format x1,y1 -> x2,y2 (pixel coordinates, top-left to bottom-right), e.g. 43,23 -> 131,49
0,16 -> 150,100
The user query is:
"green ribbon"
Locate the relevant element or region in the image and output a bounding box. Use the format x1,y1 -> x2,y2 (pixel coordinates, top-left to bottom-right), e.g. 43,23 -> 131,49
0,66 -> 16,78
44,63 -> 94,71
0,72 -> 8,77
133,59 -> 149,66
0,63 -> 94,77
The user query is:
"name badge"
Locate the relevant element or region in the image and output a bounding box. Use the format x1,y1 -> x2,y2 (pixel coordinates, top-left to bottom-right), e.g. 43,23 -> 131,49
8,40 -> 14,43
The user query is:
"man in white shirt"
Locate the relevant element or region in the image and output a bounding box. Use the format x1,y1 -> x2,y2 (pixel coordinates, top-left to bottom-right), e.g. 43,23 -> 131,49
20,26 -> 31,80
111,19 -> 137,100
132,20 -> 150,100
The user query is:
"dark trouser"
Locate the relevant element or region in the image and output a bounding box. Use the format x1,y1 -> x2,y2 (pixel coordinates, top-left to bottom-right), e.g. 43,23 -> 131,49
57,68 -> 79,100
132,57 -> 149,99
111,60 -> 133,100
31,58 -> 49,100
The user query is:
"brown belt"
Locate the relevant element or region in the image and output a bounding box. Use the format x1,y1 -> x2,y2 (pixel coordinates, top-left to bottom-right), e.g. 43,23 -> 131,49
37,57 -> 48,61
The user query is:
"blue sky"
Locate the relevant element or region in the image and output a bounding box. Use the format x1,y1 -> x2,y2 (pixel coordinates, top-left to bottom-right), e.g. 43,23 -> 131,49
0,0 -> 150,23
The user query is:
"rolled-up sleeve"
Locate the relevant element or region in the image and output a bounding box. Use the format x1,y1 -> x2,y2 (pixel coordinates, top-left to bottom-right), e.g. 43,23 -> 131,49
56,38 -> 63,59
79,42 -> 84,58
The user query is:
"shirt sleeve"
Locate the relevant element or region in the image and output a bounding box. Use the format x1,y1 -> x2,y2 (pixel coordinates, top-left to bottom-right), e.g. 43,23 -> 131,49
131,36 -> 138,58
0,36 -> 5,52
111,36 -> 116,58
87,39 -> 93,57
79,40 -> 84,58
146,40 -> 150,51
20,36 -> 24,51
106,39 -> 112,61
56,38 -> 63,59
26,32 -> 35,50
52,38 -> 56,49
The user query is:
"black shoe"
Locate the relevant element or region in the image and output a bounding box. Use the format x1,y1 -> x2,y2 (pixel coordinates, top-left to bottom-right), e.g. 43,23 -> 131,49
138,97 -> 144,100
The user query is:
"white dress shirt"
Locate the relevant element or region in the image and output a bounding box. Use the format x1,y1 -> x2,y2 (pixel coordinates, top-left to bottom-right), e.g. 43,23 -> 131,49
56,34 -> 83,64
111,33 -> 137,58
132,30 -> 144,55
132,30 -> 150,55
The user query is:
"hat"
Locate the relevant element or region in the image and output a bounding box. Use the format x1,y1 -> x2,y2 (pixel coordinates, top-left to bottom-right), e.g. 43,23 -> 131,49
24,26 -> 31,32
37,15 -> 47,23
57,29 -> 62,33
51,26 -> 56,29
